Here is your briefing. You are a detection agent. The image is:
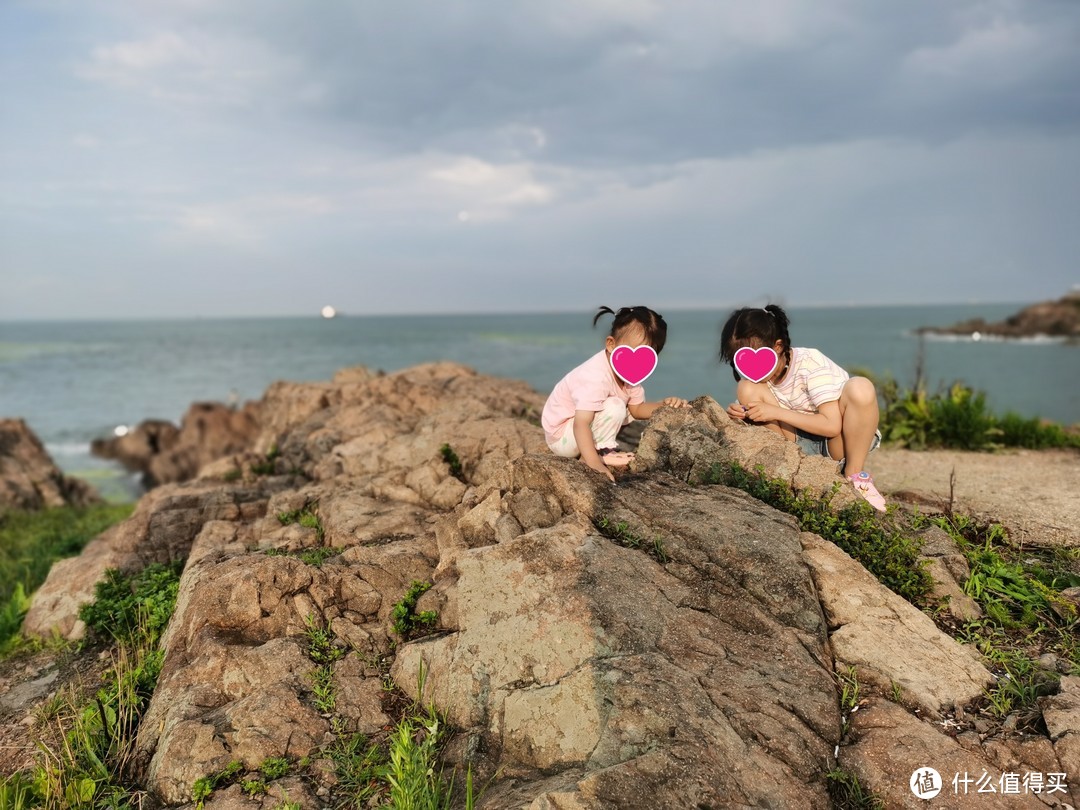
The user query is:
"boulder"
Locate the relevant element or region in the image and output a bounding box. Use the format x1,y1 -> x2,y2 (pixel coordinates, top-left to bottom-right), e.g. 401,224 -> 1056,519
801,532 -> 992,718
0,418 -> 99,511
633,396 -> 860,507
393,454 -> 840,807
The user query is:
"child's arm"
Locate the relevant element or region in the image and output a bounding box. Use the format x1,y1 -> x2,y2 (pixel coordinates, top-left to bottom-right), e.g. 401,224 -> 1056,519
628,397 -> 689,420
742,400 -> 842,437
574,410 -> 615,482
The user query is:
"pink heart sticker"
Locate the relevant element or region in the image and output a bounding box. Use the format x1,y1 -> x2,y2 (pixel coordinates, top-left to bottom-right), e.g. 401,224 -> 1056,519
610,345 -> 657,386
733,347 -> 778,383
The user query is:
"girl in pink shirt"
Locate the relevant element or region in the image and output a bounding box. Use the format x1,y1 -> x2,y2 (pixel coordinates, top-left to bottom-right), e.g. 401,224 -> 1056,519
542,306 -> 688,482
718,304 -> 887,512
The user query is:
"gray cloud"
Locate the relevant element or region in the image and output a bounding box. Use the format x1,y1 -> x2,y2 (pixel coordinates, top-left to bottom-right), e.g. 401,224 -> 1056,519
1,0 -> 1078,319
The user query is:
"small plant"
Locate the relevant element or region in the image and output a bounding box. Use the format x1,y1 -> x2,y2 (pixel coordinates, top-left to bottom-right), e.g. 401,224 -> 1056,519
310,663 -> 337,714
827,768 -> 884,809
251,444 -> 281,476
439,443 -> 465,482
78,562 -> 182,645
192,760 -> 243,808
259,756 -> 291,780
305,615 -> 345,665
593,517 -> 671,563
241,778 -> 268,796
385,710 -> 449,808
392,581 -> 439,638
838,666 -> 860,714
277,501 -> 325,543
222,468 -> 242,482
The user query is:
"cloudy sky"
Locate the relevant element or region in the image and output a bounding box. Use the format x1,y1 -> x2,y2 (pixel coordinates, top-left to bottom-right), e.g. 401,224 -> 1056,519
2,0 -> 1078,320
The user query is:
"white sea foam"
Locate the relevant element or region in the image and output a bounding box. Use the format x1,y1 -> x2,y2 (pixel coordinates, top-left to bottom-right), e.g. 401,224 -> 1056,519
45,442 -> 93,457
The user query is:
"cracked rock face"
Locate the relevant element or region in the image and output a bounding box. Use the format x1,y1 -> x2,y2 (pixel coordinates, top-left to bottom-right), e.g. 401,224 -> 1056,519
393,455 -> 841,807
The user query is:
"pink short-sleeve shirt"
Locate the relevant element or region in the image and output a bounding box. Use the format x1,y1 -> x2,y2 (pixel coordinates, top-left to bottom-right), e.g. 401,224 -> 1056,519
541,350 -> 645,442
767,347 -> 849,414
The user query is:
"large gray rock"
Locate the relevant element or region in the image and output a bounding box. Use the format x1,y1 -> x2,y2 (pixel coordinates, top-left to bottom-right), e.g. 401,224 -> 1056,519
394,454 -> 841,808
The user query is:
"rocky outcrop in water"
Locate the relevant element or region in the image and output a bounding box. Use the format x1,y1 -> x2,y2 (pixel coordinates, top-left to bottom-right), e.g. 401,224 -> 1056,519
12,364 -> 1080,808
0,418 -> 99,512
919,290 -> 1080,341
91,401 -> 261,488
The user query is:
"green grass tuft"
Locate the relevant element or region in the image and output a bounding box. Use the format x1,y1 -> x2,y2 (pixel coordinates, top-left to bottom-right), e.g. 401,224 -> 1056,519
391,581 -> 439,639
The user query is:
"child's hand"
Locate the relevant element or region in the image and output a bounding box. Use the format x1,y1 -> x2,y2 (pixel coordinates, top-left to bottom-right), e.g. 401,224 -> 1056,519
661,397 -> 689,409
581,457 -> 616,483
742,402 -> 776,423
726,402 -> 749,421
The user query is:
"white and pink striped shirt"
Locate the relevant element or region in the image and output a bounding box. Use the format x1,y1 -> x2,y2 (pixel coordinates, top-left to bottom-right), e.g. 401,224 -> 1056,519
767,347 -> 850,414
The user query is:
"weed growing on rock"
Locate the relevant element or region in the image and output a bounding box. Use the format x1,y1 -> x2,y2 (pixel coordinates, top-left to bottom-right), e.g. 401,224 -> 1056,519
79,562 -> 182,644
391,581 -> 439,639
439,443 -> 465,482
191,760 -> 243,808
939,514 -> 1078,729
12,563 -> 182,808
703,462 -> 933,606
276,501 -> 325,543
826,768 -> 884,810
266,545 -> 337,567
314,663 -> 479,809
593,516 -> 670,563
260,756 -> 291,780
241,778 -> 268,796
251,444 -> 281,475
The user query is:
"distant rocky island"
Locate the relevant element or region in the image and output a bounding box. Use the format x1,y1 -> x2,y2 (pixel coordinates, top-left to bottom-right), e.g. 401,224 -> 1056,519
919,289 -> 1080,341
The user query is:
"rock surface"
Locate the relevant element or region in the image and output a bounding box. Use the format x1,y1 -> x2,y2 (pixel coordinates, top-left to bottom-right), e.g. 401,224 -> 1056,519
0,418 -> 99,511
395,455 -> 839,808
801,532 -> 992,718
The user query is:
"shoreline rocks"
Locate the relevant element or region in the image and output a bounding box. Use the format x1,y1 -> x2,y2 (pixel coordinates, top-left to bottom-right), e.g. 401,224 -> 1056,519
0,418 -> 99,512
91,401 -> 261,488
918,290 -> 1080,342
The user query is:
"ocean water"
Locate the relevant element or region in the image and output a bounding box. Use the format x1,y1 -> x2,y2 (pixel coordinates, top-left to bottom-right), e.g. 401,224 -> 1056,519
1,304 -> 1076,502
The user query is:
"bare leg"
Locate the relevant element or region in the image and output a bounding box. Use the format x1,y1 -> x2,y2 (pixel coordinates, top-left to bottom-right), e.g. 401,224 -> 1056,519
827,377 -> 879,476
736,380 -> 797,441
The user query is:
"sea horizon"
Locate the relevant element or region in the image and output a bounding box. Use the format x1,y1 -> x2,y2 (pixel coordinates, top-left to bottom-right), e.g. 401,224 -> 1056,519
1,302 -> 1076,502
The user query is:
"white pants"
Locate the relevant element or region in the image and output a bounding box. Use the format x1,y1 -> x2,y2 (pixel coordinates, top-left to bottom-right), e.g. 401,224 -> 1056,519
547,397 -> 632,458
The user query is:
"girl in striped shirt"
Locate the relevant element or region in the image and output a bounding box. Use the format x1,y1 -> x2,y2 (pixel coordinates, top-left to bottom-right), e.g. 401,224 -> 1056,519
719,304 -> 886,512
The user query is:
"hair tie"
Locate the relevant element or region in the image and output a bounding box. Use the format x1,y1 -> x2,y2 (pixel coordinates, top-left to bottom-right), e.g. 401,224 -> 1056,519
761,308 -> 773,316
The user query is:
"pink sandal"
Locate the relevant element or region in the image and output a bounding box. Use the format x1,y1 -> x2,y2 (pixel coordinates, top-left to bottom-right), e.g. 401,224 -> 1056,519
848,471 -> 886,512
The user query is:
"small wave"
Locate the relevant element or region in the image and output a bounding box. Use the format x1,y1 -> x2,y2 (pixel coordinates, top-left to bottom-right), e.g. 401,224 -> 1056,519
45,441 -> 93,456
911,331 -> 1071,345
